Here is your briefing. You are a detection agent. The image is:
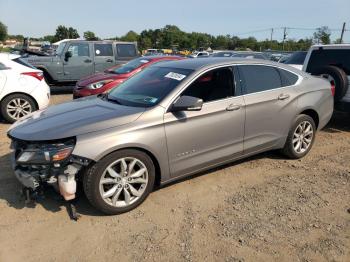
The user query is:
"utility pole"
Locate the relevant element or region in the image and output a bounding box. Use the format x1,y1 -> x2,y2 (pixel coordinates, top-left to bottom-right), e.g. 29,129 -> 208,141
269,28 -> 274,49
282,27 -> 287,50
340,22 -> 346,43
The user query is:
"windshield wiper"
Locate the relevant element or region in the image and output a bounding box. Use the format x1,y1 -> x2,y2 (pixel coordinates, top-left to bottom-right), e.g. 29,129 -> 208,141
99,93 -> 123,105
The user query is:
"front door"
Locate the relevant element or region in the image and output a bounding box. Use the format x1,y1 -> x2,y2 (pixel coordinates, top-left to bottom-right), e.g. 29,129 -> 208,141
93,43 -> 115,73
164,67 -> 245,177
63,42 -> 94,81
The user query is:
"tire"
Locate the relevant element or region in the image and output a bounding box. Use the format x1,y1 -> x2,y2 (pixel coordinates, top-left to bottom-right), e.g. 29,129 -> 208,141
314,65 -> 349,102
282,114 -> 316,159
0,94 -> 37,123
83,149 -> 156,215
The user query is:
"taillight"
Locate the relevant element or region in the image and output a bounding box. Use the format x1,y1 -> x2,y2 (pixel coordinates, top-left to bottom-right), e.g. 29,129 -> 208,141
330,80 -> 335,97
21,72 -> 44,81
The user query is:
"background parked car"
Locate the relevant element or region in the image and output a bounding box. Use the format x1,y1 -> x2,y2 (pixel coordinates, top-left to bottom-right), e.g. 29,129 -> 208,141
303,44 -> 350,112
212,51 -> 268,60
282,51 -> 307,70
0,53 -> 50,123
189,51 -> 210,58
73,56 -> 185,98
23,40 -> 139,85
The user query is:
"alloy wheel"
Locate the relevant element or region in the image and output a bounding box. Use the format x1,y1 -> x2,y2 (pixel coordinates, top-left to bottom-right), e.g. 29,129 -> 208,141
6,98 -> 32,120
99,157 -> 149,207
292,121 -> 314,154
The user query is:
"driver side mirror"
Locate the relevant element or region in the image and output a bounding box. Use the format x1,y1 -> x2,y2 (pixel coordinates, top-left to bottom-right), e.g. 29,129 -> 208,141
170,96 -> 203,112
64,51 -> 72,62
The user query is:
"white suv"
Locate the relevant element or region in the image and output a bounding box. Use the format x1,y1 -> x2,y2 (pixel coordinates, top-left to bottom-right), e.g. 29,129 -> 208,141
303,44 -> 350,112
0,53 -> 50,123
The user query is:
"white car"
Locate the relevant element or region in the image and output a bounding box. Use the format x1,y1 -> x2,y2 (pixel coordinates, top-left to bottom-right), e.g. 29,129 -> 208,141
0,53 -> 50,123
189,51 -> 210,58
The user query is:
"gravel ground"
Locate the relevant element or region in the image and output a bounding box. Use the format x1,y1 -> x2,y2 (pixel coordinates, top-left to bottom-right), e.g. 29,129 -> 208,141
0,93 -> 349,262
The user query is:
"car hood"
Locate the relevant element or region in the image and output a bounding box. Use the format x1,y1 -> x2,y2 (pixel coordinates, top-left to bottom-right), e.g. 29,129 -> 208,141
77,72 -> 126,87
8,96 -> 145,141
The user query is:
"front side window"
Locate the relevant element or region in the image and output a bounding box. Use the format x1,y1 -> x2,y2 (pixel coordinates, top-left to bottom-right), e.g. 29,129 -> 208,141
94,44 -> 113,56
238,65 -> 282,94
108,66 -> 193,107
67,43 -> 90,57
182,67 -> 234,102
116,44 -> 137,57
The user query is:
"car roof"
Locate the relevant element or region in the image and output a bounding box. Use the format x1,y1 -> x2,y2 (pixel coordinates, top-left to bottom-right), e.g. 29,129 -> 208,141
145,55 -> 183,60
310,44 -> 350,50
156,57 -> 278,70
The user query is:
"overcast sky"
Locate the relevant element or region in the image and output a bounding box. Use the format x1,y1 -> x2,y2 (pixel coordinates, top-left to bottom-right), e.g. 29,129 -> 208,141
0,0 -> 349,42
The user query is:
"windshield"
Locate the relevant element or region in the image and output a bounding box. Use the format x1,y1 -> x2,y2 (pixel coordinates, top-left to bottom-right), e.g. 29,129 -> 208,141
108,58 -> 151,74
108,66 -> 193,107
284,52 -> 307,65
56,43 -> 67,56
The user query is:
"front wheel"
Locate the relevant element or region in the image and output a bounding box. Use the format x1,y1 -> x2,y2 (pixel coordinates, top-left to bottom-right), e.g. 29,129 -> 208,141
83,149 -> 155,215
282,114 -> 316,159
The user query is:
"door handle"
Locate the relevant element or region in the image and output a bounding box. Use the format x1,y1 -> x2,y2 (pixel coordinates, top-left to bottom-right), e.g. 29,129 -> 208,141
106,59 -> 113,63
226,104 -> 241,111
278,94 -> 290,100
84,59 -> 92,63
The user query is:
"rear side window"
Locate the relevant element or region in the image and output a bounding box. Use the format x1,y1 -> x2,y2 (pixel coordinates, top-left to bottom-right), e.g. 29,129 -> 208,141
12,58 -> 36,69
238,65 -> 282,94
116,44 -> 137,57
94,44 -> 113,56
0,62 -> 7,70
306,49 -> 350,75
278,69 -> 299,86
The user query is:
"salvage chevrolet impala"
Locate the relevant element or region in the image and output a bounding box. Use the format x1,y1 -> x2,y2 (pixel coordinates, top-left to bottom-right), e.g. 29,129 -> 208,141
8,58 -> 334,215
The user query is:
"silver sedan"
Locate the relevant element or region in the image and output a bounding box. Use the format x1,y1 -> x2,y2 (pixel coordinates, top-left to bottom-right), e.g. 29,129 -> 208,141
8,58 -> 334,215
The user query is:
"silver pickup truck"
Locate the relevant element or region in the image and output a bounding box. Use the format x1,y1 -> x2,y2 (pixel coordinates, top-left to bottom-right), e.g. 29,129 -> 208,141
24,40 -> 138,84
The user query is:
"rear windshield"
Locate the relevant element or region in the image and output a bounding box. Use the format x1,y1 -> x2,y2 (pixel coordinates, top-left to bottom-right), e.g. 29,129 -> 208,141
284,52 -> 307,65
306,49 -> 350,75
107,57 -> 150,74
12,57 -> 36,69
108,66 -> 193,107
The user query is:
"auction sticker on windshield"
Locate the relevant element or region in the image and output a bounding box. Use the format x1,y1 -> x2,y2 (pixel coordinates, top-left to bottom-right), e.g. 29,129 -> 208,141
165,72 -> 186,81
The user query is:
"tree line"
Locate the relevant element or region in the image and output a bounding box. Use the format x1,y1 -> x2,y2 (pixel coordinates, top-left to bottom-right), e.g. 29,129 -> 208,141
0,22 -> 335,51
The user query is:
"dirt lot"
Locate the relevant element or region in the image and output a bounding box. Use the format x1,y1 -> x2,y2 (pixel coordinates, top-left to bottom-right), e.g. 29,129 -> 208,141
0,93 -> 349,262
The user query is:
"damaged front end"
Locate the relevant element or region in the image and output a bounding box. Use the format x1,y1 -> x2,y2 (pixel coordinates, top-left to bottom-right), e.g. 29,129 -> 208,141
9,136 -> 91,201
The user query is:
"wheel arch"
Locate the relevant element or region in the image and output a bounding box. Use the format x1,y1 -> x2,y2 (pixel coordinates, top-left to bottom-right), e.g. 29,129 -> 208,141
299,108 -> 319,129
96,146 -> 162,187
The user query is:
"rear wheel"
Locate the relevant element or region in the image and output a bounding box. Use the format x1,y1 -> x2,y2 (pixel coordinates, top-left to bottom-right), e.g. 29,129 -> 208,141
0,94 -> 37,123
83,149 -> 155,215
282,114 -> 316,159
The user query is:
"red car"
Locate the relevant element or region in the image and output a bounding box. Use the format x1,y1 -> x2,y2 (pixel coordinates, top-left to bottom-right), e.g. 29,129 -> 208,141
73,56 -> 185,98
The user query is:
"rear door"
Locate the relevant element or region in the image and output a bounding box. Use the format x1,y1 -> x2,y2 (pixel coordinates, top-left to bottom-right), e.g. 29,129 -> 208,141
93,43 -> 115,73
63,42 -> 94,80
237,64 -> 299,153
115,43 -> 138,67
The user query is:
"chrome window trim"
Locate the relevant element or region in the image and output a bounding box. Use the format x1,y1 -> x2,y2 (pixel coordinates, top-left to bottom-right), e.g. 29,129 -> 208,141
165,63 -> 303,111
